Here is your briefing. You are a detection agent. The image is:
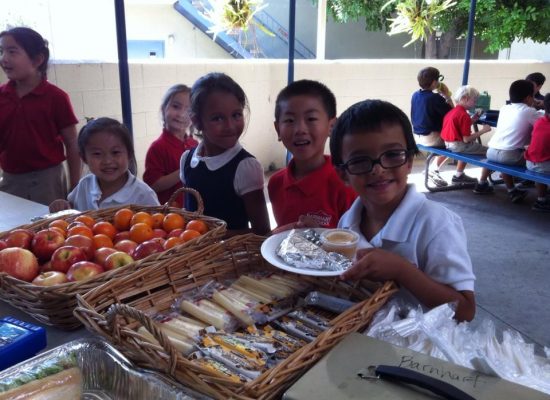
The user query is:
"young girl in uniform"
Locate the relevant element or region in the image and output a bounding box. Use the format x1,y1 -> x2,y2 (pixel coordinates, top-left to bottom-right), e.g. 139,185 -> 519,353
180,72 -> 270,236
143,84 -> 198,207
0,27 -> 80,205
49,118 -> 159,211
330,99 -> 476,322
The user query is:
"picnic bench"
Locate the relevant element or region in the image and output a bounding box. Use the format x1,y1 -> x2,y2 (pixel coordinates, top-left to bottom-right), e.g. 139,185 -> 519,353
416,144 -> 550,192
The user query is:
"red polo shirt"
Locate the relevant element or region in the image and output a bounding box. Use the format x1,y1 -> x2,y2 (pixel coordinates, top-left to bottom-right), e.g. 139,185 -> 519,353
268,155 -> 357,228
143,129 -> 198,206
441,105 -> 472,142
525,116 -> 550,163
0,80 -> 78,173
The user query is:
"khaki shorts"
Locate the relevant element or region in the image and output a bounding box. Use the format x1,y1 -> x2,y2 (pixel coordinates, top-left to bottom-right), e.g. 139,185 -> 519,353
414,132 -> 444,148
486,148 -> 525,166
526,160 -> 550,174
445,141 -> 487,155
0,163 -> 67,206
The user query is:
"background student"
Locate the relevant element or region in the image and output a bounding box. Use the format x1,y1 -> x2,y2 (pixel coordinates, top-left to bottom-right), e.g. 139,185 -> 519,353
331,99 -> 476,322
268,79 -> 356,231
180,72 -> 270,236
0,27 -> 80,205
49,118 -> 159,211
526,72 -> 546,110
144,84 -> 198,207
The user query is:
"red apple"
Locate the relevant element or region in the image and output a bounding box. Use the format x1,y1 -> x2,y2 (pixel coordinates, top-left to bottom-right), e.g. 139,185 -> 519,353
113,231 -> 130,244
104,251 -> 134,271
167,228 -> 183,239
6,229 -> 34,249
64,234 -> 94,260
153,228 -> 167,239
40,260 -> 54,273
0,240 -> 7,251
133,239 -> 164,260
32,271 -> 68,286
114,239 -> 138,257
50,245 -> 87,273
93,247 -> 118,267
31,229 -> 65,261
0,247 -> 39,282
150,237 -> 165,246
66,261 -> 104,281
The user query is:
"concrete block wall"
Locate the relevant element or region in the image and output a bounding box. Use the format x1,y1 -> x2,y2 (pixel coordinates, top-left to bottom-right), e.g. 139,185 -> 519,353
2,59 -> 549,178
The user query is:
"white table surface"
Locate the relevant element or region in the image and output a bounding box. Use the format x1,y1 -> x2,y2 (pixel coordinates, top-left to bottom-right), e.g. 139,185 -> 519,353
0,191 -> 92,352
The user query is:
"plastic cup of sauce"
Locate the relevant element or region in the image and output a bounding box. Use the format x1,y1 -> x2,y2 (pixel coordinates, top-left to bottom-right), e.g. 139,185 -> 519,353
320,229 -> 359,260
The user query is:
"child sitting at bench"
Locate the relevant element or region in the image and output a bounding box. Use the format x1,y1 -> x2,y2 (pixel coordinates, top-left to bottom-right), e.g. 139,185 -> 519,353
487,80 -> 544,203
525,93 -> 550,212
440,85 -> 494,193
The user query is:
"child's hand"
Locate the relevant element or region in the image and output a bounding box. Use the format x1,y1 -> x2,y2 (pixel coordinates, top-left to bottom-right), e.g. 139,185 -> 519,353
49,199 -> 72,213
271,215 -> 320,234
340,248 -> 412,282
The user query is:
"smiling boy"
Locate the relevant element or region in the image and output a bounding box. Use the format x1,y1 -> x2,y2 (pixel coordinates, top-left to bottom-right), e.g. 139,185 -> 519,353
268,80 -> 356,230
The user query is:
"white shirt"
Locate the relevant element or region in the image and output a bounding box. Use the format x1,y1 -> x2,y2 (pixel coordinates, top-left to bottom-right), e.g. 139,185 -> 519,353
68,172 -> 160,211
338,185 -> 475,302
179,142 -> 264,196
488,103 -> 543,150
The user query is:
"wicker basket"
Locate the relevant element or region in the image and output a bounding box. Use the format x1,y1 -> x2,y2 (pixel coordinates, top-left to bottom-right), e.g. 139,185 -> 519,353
0,188 -> 226,330
74,234 -> 397,400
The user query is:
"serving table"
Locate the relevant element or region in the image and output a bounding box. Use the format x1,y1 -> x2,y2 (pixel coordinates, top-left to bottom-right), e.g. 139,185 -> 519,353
0,191 -> 92,351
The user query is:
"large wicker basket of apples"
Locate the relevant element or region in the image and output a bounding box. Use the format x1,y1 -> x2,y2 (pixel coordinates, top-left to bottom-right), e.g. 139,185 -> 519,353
0,187 -> 226,330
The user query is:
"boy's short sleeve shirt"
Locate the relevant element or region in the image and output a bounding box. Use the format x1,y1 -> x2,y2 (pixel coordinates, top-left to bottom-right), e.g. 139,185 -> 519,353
441,105 -> 472,142
488,103 -> 543,150
525,116 -> 550,163
268,156 -> 356,228
68,172 -> 160,211
0,80 -> 78,173
338,185 -> 475,297
411,90 -> 452,135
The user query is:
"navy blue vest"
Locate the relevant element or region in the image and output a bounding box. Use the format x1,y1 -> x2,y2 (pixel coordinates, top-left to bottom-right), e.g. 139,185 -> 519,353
183,147 -> 253,230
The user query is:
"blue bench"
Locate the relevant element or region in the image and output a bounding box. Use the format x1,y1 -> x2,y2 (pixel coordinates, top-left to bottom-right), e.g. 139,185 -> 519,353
416,144 -> 550,192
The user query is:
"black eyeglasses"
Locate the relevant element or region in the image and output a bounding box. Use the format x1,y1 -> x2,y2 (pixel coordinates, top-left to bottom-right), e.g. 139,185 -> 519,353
438,74 -> 445,82
339,149 -> 411,175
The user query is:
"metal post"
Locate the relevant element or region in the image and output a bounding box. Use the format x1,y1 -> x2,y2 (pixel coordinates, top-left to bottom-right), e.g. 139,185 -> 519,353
286,0 -> 297,164
316,0 -> 326,60
462,0 -> 477,85
114,0 -> 133,135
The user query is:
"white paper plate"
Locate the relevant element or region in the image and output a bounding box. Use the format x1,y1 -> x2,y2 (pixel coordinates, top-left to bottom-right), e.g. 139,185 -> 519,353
261,229 -> 345,277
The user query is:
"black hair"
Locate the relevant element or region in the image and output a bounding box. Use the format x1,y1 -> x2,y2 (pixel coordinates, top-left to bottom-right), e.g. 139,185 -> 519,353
417,67 -> 439,90
544,93 -> 550,114
330,99 -> 418,167
0,27 -> 49,77
274,79 -> 337,121
509,80 -> 535,103
190,72 -> 248,131
525,72 -> 546,87
78,117 -> 137,174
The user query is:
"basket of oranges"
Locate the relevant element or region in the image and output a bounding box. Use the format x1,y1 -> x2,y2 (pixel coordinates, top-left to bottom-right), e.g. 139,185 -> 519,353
0,187 -> 227,330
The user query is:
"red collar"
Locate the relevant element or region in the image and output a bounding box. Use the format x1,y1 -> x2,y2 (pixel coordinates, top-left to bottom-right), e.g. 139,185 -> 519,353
282,155 -> 332,195
2,79 -> 48,97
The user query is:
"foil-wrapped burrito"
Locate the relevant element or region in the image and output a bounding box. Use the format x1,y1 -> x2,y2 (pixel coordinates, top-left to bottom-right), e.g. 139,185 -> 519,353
277,229 -> 352,272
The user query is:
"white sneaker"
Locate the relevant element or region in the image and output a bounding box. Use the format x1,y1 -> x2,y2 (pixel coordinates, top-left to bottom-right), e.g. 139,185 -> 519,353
428,171 -> 448,187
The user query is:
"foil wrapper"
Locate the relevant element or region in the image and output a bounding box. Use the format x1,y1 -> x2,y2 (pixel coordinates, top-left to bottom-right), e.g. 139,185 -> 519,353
0,337 -> 208,400
277,229 -> 351,272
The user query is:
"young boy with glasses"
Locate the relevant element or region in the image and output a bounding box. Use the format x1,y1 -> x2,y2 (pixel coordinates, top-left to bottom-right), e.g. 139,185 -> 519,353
331,99 -> 476,322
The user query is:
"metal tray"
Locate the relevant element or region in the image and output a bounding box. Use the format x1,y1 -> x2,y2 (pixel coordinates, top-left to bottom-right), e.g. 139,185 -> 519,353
0,337 -> 209,399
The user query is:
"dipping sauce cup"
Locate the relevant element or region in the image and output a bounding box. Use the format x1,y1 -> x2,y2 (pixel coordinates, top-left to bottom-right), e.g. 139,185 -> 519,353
320,229 -> 359,260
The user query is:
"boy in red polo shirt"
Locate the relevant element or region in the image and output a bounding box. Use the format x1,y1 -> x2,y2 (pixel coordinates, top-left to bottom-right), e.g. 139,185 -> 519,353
0,27 -> 80,205
268,80 -> 356,230
525,93 -> 550,212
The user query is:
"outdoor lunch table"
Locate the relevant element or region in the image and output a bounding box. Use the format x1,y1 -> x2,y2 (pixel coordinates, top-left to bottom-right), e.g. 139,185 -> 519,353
0,191 -> 92,351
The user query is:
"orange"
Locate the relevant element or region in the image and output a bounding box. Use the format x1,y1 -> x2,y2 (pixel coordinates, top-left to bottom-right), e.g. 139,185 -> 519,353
131,211 -> 154,227
164,236 -> 184,250
74,215 -> 96,228
67,225 -> 94,238
93,234 -> 114,249
162,213 -> 185,232
186,219 -> 208,235
93,221 -> 118,240
129,222 -> 154,244
48,219 -> 69,232
48,226 -> 66,238
151,213 -> 165,229
67,221 -> 86,230
113,208 -> 134,231
180,229 -> 201,242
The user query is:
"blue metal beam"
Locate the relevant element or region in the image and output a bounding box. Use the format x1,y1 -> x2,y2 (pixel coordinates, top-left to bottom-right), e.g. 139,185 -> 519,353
462,0 -> 477,85
114,0 -> 133,135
